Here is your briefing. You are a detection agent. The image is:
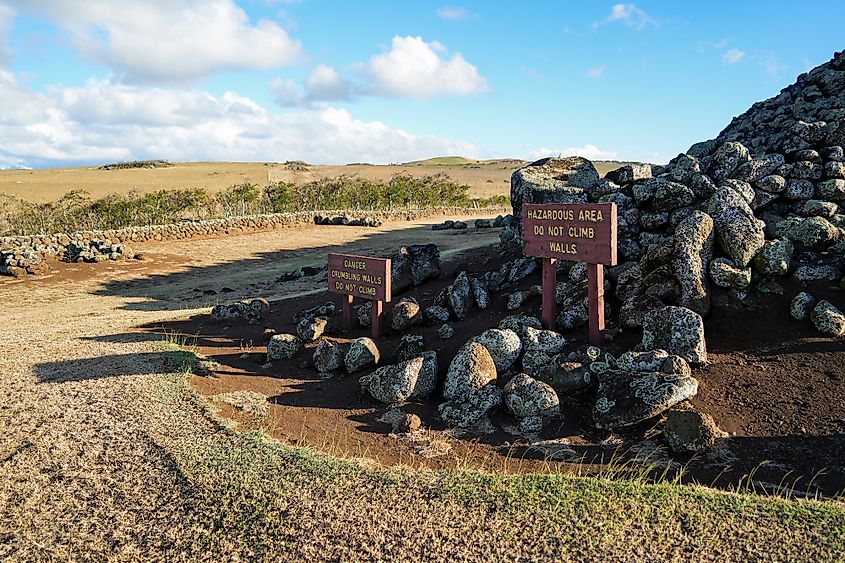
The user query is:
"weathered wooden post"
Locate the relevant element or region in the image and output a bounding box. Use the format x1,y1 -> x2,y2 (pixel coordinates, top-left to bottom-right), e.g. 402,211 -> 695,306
541,257 -> 557,329
522,203 -> 617,345
327,253 -> 392,339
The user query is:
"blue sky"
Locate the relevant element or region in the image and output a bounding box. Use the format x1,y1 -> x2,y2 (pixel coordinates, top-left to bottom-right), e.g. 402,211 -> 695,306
0,1 -> 843,169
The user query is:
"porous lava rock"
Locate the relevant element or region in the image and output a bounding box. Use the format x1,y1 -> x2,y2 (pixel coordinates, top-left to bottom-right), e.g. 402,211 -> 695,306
313,340 -> 344,373
211,298 -> 270,325
593,369 -> 699,429
473,328 -> 523,373
663,407 -> 724,453
641,306 -> 707,364
811,300 -> 845,336
510,157 -> 597,237
266,333 -> 302,361
344,337 -> 380,373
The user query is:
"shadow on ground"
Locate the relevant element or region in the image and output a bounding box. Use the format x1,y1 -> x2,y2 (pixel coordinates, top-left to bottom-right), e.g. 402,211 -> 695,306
92,224 -> 498,313
35,351 -> 196,383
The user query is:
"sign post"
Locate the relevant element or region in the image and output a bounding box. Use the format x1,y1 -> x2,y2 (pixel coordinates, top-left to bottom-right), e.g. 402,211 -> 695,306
522,203 -> 617,345
327,253 -> 392,339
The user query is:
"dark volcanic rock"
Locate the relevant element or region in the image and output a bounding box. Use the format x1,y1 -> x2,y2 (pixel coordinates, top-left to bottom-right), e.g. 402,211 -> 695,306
593,369 -> 699,429
390,244 -> 441,293
510,157 -> 597,238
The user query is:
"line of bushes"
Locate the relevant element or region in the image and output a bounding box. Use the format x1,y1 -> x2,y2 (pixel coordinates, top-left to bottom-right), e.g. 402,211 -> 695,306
0,173 -> 510,236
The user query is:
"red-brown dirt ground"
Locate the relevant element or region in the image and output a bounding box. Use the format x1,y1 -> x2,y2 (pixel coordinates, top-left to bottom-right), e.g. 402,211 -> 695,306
150,245 -> 845,498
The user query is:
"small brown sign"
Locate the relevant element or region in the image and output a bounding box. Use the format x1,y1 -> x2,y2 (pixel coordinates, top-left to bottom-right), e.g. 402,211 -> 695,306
328,253 -> 392,302
522,203 -> 618,266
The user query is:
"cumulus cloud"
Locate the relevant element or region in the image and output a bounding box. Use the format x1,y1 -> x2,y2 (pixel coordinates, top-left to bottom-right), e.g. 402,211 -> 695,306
0,73 -> 482,167
358,35 -> 488,99
270,78 -> 306,107
6,0 -> 302,83
722,48 -> 745,64
304,64 -> 351,101
585,65 -> 606,79
593,3 -> 657,30
437,6 -> 469,20
527,145 -> 618,161
271,64 -> 351,107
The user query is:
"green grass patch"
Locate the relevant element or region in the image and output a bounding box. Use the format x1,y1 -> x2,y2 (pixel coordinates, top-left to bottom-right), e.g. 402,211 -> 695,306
144,338 -> 845,559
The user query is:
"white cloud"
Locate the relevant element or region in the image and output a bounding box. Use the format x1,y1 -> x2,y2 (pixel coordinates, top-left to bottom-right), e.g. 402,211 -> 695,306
7,0 -> 302,83
528,145 -> 618,161
271,64 -> 351,107
594,3 -> 657,30
358,35 -> 489,99
437,6 -> 468,20
586,65 -> 606,79
304,64 -> 351,101
269,78 -> 305,107
0,73 -> 482,167
722,48 -> 745,64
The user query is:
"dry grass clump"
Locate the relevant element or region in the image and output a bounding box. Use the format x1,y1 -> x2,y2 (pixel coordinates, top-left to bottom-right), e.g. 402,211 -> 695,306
213,390 -> 269,419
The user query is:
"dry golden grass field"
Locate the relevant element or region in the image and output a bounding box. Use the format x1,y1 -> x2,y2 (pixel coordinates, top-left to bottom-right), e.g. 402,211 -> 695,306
0,157 -> 630,203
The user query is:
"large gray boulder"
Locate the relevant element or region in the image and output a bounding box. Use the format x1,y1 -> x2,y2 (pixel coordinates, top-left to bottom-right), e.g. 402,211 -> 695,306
473,328 -> 523,373
313,340 -> 344,373
790,292 -> 816,321
811,300 -> 845,337
708,258 -> 751,289
448,271 -> 472,320
443,341 -> 498,401
504,373 -> 560,418
733,154 -> 785,183
211,298 -> 270,325
641,306 -> 707,364
470,277 -> 489,309
775,216 -> 842,250
438,385 -> 503,428
593,370 -> 699,429
390,244 -> 441,293
606,163 -> 652,184
439,341 -> 502,427
663,407 -> 724,453
408,351 -> 438,399
707,187 -> 765,267
536,360 -> 594,395
267,333 -> 302,361
521,326 -> 567,355
297,316 -> 328,342
753,239 -> 794,276
344,337 -> 380,373
510,157 -> 596,237
673,211 -> 714,316
710,141 -> 750,181
391,297 -> 421,332
360,358 -> 420,403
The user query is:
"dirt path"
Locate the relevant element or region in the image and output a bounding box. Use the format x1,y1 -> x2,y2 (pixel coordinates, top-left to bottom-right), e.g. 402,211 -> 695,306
0,215 -> 502,558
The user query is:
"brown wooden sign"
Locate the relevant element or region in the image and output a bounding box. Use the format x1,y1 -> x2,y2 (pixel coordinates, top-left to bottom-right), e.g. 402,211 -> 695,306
521,203 -> 618,345
522,203 -> 618,265
328,253 -> 392,338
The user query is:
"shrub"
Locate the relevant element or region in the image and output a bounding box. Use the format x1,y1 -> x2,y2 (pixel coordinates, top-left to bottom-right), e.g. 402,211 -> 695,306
0,174 -> 509,236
